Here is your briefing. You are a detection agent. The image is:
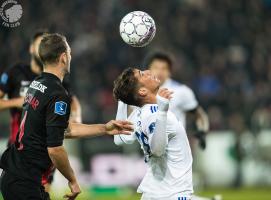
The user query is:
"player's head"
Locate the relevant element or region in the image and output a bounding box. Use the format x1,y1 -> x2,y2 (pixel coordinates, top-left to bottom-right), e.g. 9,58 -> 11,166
39,33 -> 71,74
113,67 -> 160,107
144,52 -> 173,84
30,30 -> 49,71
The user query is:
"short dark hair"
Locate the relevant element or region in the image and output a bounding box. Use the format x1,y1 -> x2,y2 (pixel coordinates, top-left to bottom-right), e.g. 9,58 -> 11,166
31,29 -> 49,43
39,33 -> 68,65
144,52 -> 173,72
113,68 -> 142,107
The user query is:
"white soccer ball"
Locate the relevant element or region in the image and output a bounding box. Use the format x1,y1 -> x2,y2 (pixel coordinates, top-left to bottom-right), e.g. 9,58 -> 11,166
119,11 -> 156,47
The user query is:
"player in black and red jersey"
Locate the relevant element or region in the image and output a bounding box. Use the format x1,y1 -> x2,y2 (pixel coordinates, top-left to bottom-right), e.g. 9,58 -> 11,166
0,31 -> 82,197
0,31 -> 82,146
0,33 -> 133,200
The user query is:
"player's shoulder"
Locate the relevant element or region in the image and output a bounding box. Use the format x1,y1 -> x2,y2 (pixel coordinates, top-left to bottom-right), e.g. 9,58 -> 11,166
141,104 -> 158,117
170,81 -> 195,97
168,79 -> 182,87
141,104 -> 177,122
33,73 -> 69,99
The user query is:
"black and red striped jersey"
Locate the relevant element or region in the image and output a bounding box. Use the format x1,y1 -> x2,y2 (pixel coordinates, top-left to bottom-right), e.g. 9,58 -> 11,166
0,64 -> 72,144
0,72 -> 71,184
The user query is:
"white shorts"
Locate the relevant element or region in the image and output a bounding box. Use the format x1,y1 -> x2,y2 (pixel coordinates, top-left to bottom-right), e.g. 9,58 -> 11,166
140,193 -> 192,200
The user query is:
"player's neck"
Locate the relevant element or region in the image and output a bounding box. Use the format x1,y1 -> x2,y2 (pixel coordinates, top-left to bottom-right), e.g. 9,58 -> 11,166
141,94 -> 157,106
43,66 -> 65,82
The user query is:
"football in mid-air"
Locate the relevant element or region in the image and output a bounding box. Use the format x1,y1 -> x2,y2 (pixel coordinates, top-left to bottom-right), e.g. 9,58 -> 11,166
119,11 -> 156,47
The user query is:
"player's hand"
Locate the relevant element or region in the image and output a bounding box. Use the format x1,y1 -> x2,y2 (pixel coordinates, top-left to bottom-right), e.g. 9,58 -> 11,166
158,88 -> 173,100
105,120 -> 133,135
157,88 -> 173,112
64,181 -> 81,200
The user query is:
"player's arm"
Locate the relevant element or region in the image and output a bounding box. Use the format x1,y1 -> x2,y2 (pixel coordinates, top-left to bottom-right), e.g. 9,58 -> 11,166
113,101 -> 136,145
187,106 -> 209,149
149,89 -> 172,157
0,91 -> 24,110
188,106 -> 209,133
0,71 -> 24,111
46,96 -> 81,199
177,85 -> 209,149
64,120 -> 133,139
69,95 -> 82,123
47,145 -> 80,199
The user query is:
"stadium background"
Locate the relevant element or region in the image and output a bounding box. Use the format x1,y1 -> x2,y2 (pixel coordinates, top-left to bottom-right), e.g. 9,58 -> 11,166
0,0 -> 271,199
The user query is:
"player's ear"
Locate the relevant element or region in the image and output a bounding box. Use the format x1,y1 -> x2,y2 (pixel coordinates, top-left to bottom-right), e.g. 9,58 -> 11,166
59,52 -> 67,65
138,87 -> 148,97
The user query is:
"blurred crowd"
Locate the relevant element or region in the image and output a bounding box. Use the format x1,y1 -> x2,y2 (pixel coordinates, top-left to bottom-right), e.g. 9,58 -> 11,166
1,0 -> 271,133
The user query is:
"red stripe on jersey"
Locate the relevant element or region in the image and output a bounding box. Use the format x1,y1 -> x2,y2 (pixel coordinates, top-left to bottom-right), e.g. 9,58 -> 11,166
9,112 -> 21,144
41,165 -> 55,185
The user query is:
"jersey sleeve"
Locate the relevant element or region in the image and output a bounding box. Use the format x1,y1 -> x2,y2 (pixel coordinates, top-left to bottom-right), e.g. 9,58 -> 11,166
142,110 -> 168,157
143,111 -> 176,143
114,133 -> 137,145
143,113 -> 170,137
0,67 -> 15,94
114,101 -> 137,145
46,94 -> 71,147
176,85 -> 198,111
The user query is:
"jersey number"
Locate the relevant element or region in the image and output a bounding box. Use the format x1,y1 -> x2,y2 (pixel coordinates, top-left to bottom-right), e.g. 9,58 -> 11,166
17,111 -> 27,150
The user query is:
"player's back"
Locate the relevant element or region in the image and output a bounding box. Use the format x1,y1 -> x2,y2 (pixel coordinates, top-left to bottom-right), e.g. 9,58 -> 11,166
135,104 -> 193,198
0,72 -> 70,184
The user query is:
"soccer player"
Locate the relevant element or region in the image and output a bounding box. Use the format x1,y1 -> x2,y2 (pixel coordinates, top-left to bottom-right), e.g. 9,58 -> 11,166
113,68 -> 193,200
0,31 -> 82,195
113,68 -> 221,200
0,33 -> 133,200
145,52 -> 209,149
0,31 -> 82,146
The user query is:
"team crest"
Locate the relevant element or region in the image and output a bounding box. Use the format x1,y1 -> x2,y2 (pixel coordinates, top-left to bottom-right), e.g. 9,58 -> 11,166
54,101 -> 67,115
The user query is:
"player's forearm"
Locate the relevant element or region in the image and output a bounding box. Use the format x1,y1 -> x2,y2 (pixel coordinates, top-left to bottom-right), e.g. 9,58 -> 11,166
151,111 -> 168,157
48,146 -> 77,183
196,106 -> 209,132
113,101 -> 128,145
151,95 -> 169,157
64,123 -> 106,139
114,101 -> 135,145
116,101 -> 128,120
0,98 -> 23,111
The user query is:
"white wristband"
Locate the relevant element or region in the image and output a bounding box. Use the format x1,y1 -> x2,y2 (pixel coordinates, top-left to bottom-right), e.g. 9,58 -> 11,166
157,95 -> 169,112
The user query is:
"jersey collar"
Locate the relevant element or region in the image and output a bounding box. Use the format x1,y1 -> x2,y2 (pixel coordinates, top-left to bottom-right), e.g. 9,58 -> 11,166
41,72 -> 62,83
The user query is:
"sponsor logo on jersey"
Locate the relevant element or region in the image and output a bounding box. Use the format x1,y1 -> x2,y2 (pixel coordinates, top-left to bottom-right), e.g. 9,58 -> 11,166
29,81 -> 47,93
55,101 -> 67,115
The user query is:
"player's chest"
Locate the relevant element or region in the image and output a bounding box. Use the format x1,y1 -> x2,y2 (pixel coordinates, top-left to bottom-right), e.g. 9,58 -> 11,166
134,111 -> 151,156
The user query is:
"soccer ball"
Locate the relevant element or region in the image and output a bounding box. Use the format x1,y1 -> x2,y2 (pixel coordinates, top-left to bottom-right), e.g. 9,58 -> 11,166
119,11 -> 156,47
